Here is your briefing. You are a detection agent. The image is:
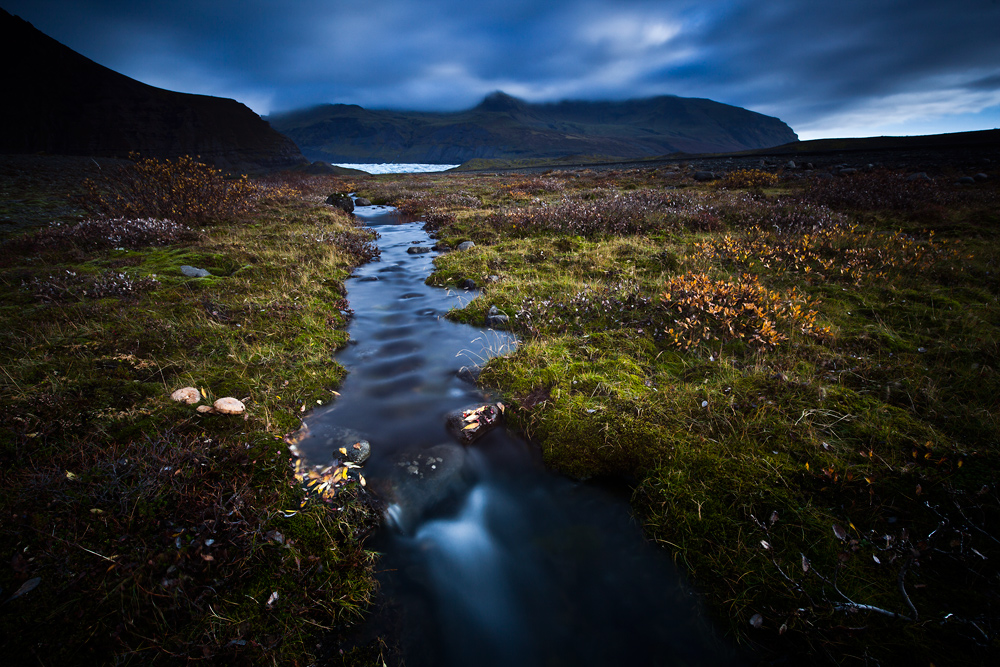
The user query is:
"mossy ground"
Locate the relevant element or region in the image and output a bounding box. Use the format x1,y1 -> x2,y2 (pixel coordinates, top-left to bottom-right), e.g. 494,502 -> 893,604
4,157 -> 998,666
356,165 -> 1000,665
0,160 -> 386,665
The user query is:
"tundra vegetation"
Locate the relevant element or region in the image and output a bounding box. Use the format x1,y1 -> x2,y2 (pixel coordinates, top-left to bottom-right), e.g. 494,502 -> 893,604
0,156 -> 382,664
356,164 -> 999,666
1,154 -> 997,666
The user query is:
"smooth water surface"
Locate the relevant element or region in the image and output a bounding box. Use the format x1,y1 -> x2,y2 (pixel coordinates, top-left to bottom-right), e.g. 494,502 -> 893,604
332,163 -> 460,174
300,204 -> 739,666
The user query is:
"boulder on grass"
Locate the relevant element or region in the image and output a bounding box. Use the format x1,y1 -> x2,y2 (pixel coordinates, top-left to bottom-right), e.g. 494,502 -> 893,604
325,193 -> 354,213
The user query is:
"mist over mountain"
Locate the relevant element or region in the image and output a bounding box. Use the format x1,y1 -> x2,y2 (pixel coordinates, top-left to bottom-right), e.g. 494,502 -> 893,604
0,8 -> 306,173
268,91 -> 799,165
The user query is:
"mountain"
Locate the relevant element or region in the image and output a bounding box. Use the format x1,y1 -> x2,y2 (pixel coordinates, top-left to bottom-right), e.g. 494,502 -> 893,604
0,9 -> 306,173
268,91 -> 798,164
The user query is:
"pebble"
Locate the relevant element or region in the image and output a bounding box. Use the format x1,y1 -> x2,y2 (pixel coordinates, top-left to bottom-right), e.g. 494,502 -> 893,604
180,265 -> 211,278
486,305 -> 509,327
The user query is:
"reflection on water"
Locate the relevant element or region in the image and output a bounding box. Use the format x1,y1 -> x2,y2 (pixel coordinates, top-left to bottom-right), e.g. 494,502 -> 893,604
302,204 -> 740,666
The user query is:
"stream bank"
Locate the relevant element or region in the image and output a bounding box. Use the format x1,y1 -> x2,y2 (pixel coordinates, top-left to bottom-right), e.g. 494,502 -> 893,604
296,203 -> 737,666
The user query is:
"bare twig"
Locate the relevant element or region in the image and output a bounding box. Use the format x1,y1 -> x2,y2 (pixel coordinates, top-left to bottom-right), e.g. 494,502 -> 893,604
898,557 -> 919,621
832,602 -> 913,621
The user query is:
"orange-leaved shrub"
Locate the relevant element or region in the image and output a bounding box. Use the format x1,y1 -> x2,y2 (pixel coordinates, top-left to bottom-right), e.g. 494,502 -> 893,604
699,224 -> 966,285
660,273 -> 829,350
79,154 -> 267,223
720,168 -> 780,190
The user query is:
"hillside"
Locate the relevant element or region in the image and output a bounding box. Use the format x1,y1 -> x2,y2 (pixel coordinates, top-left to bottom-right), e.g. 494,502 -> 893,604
0,9 -> 306,173
267,91 -> 798,164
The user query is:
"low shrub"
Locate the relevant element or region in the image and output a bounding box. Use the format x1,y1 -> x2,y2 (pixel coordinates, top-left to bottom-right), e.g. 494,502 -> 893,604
24,269 -> 160,302
700,223 -> 967,285
19,217 -> 193,252
488,189 -> 692,237
720,168 -> 780,190
513,281 -> 654,336
804,169 -> 943,212
659,272 -> 829,350
78,154 -> 267,223
716,192 -> 845,233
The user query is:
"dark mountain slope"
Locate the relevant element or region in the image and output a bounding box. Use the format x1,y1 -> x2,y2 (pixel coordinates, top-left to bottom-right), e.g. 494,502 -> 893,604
0,9 -> 306,173
268,91 -> 798,164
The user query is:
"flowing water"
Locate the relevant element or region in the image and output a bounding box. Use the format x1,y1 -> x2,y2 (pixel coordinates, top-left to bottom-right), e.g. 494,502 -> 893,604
297,203 -> 739,666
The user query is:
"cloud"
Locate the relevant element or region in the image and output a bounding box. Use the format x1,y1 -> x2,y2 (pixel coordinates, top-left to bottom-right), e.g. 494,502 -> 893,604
4,0 -> 1000,137
795,87 -> 1000,139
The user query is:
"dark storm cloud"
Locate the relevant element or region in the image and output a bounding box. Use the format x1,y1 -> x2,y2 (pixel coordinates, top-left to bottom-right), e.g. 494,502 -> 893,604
3,0 -> 999,137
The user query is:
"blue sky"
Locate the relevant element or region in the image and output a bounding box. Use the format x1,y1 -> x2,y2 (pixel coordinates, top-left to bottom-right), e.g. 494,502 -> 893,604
5,0 -> 1000,140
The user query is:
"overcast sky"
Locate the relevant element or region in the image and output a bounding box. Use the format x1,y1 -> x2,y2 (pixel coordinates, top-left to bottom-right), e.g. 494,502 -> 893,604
5,0 -> 1000,139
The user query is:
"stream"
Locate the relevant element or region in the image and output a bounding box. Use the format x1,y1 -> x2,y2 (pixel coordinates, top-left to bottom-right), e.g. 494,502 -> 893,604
297,203 -> 739,666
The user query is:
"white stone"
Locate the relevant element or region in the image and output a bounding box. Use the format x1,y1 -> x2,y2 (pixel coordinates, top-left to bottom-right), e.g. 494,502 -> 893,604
171,387 -> 200,404
213,397 -> 245,414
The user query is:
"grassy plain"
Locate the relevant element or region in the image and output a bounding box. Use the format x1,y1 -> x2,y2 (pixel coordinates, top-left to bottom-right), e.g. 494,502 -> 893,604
0,157 -> 383,665
1,154 -> 998,666
356,163 -> 1000,665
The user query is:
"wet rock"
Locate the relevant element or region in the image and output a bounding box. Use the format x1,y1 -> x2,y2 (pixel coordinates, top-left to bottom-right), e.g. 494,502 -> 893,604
459,278 -> 477,290
354,197 -> 372,206
321,427 -> 372,464
907,172 -> 932,182
974,173 -> 989,182
956,176 -> 976,185
432,241 -> 451,251
456,365 -> 480,384
181,265 -> 211,278
379,443 -> 468,532
445,402 -> 504,445
325,193 -> 354,213
486,305 -> 509,328
407,246 -> 432,254
343,440 -> 371,464
213,397 -> 245,415
171,386 -> 200,404
457,241 -> 476,251
693,171 -> 715,181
